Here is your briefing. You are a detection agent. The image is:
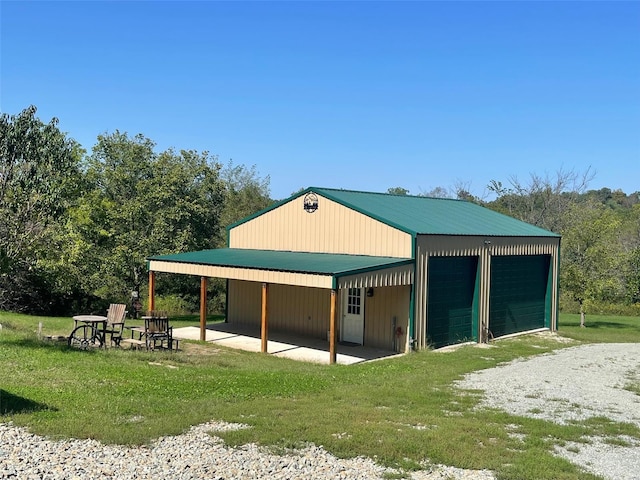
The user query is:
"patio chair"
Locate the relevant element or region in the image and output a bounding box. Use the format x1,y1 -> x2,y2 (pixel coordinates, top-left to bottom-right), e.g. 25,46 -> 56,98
104,303 -> 127,347
144,311 -> 175,351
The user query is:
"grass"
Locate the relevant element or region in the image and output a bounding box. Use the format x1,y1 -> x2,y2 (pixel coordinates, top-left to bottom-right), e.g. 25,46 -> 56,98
558,313 -> 640,343
1,311 -> 639,479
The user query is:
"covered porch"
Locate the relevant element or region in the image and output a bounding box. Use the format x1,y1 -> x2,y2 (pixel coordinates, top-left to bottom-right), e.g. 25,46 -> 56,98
148,248 -> 414,364
172,322 -> 404,365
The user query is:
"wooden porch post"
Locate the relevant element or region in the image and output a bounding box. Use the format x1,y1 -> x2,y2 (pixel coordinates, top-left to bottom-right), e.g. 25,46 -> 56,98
148,271 -> 156,312
329,289 -> 337,364
261,282 -> 269,353
200,277 -> 208,341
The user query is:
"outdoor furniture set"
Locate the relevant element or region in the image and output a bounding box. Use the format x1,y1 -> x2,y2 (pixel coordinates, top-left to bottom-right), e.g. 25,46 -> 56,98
68,304 -> 177,351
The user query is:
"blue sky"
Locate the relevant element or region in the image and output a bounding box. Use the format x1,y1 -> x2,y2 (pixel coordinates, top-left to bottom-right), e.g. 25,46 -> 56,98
2,1 -> 639,200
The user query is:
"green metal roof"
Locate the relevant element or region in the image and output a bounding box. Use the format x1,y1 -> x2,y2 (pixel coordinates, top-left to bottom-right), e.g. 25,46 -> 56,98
313,187 -> 559,237
233,187 -> 559,237
149,248 -> 413,277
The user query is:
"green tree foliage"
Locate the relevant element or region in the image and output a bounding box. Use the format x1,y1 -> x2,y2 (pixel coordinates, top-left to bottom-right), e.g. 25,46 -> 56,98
486,169 -> 640,316
0,107 -> 274,315
0,106 -> 82,312
73,131 -> 227,304
560,201 -> 625,321
387,187 -> 410,195
219,160 -> 272,241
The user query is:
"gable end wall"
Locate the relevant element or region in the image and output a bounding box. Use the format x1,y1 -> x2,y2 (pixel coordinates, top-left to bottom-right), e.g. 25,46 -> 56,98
229,194 -> 413,257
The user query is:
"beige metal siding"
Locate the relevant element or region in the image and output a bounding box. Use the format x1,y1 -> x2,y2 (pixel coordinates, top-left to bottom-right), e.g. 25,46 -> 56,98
229,194 -> 412,257
227,280 -> 410,351
227,280 -> 332,339
148,260 -> 334,289
363,285 -> 411,352
269,284 -> 332,338
413,235 -> 560,349
227,280 -> 262,328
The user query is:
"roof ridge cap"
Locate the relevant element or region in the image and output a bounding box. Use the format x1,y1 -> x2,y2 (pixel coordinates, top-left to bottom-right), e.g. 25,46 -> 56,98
311,186 -> 467,202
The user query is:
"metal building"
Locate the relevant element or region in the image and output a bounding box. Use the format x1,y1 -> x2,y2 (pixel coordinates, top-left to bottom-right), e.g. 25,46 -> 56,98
148,187 -> 560,362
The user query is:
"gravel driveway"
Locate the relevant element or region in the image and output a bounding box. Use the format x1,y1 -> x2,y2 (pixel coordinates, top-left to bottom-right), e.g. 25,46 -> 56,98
456,341 -> 640,480
2,340 -> 638,479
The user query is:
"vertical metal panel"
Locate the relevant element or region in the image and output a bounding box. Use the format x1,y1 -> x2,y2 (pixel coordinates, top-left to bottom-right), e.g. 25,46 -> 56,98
413,243 -> 428,349
229,194 -> 413,258
227,280 -> 262,327
229,281 -> 333,339
363,285 -> 411,352
269,284 -> 332,338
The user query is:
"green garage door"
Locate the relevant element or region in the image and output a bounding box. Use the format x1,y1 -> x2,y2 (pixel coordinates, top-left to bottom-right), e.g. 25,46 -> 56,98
427,256 -> 479,348
489,255 -> 551,338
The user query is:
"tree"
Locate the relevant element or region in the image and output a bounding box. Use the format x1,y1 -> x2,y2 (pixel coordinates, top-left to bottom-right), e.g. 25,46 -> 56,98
219,160 -> 272,241
561,201 -> 624,325
387,187 -> 409,195
71,132 -> 226,306
487,167 -> 595,233
0,106 -> 82,312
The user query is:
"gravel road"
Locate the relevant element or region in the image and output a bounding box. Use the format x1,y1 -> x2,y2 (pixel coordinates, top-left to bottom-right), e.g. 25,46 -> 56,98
457,341 -> 640,480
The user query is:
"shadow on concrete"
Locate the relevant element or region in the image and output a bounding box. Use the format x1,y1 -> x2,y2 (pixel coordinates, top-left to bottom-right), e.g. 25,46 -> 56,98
173,322 -> 404,365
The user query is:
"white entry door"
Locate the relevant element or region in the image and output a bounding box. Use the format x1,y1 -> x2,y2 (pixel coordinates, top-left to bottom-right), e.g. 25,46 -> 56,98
342,288 -> 364,344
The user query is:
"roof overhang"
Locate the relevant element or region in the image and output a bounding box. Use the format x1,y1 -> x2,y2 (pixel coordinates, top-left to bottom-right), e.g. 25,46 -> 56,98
148,248 -> 414,289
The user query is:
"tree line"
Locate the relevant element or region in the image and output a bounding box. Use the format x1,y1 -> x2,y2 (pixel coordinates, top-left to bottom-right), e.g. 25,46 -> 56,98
1,106 -> 271,315
2,106 -> 639,318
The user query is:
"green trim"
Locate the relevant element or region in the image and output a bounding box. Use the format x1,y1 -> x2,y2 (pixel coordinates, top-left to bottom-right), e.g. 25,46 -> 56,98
472,258 -> 480,341
544,256 -> 553,328
146,260 -> 151,272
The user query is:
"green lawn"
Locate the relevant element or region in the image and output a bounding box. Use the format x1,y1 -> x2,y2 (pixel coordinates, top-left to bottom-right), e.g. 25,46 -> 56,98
1,311 -> 638,479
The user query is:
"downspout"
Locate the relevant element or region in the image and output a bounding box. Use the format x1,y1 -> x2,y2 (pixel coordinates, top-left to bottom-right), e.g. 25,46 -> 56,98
408,236 -> 417,349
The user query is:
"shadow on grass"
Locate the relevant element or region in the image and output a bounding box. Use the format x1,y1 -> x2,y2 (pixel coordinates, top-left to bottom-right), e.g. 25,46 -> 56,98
578,320 -> 637,329
2,337 -> 101,355
0,389 -> 51,415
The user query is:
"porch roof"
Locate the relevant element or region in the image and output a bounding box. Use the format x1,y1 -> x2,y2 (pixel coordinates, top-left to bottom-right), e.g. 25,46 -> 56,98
148,248 -> 414,289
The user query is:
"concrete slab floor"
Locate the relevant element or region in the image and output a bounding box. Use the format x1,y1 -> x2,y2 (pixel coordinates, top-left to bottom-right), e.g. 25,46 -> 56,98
172,323 -> 403,366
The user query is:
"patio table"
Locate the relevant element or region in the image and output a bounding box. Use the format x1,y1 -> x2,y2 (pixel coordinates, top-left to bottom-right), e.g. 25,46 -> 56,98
69,315 -> 108,348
